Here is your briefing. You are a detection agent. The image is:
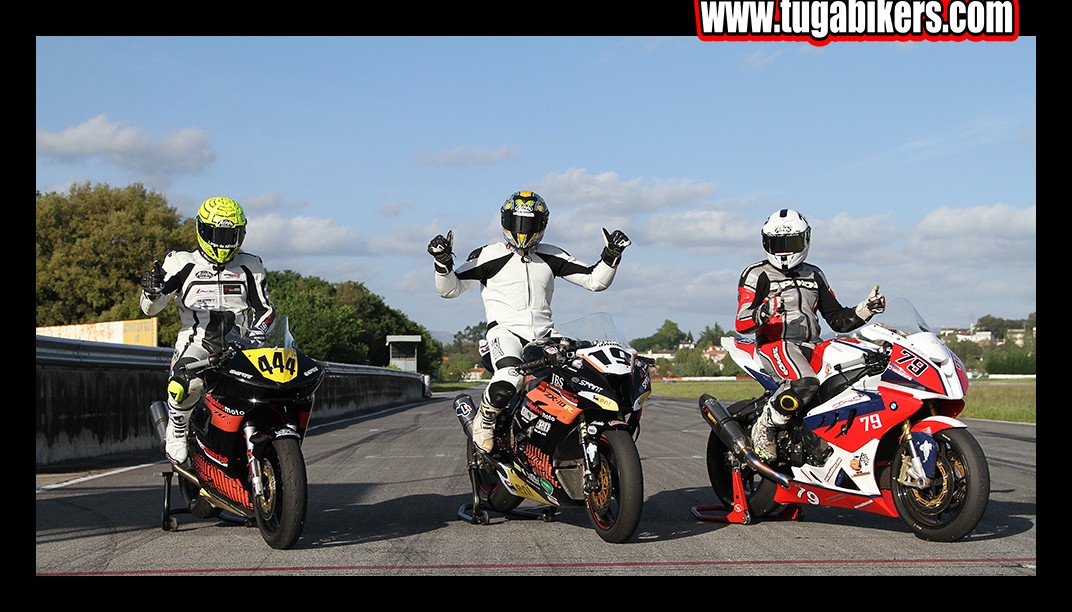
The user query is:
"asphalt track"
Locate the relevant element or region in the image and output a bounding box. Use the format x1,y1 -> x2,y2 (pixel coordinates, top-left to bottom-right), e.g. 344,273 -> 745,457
35,389 -> 1036,576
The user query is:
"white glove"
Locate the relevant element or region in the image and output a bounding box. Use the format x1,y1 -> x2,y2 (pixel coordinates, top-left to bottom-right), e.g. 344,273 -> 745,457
855,285 -> 885,320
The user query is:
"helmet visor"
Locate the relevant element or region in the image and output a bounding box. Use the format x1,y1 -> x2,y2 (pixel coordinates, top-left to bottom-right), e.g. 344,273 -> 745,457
502,209 -> 541,237
763,233 -> 807,254
198,222 -> 246,249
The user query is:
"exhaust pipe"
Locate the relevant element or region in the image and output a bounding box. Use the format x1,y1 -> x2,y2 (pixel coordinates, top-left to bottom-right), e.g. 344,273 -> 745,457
454,393 -> 476,438
699,394 -> 790,489
170,462 -> 254,519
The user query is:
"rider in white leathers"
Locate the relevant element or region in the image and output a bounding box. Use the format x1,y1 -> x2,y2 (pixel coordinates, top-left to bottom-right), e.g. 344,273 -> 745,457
428,190 -> 631,453
140,196 -> 275,464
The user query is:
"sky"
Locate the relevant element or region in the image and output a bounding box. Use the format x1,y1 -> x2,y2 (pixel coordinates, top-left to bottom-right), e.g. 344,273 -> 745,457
36,36 -> 1036,345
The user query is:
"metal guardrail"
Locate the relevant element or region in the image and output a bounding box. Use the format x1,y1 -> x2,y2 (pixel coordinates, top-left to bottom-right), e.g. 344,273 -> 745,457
34,335 -> 426,382
36,335 -> 174,368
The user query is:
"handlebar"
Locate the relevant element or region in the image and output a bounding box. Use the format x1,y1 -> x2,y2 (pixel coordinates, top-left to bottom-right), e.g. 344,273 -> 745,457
178,345 -> 238,376
834,346 -> 890,376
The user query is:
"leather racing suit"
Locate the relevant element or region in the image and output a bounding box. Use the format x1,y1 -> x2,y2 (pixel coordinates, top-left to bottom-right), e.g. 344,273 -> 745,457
435,241 -> 618,409
735,259 -> 866,410
141,249 -> 275,409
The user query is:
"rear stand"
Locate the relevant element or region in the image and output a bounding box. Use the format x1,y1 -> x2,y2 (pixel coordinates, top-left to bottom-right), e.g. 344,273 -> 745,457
691,466 -> 801,524
157,469 -> 189,531
458,462 -> 557,525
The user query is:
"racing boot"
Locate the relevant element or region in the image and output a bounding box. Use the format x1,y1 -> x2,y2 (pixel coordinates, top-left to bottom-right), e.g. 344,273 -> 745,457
164,403 -> 192,464
751,399 -> 789,463
472,398 -> 501,454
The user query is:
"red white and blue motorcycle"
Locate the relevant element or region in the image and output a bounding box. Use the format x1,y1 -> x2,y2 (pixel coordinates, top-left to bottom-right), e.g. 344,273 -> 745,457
696,297 -> 990,541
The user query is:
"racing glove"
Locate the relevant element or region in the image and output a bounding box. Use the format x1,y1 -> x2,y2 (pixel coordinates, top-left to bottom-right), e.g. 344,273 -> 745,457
428,230 -> 454,273
141,260 -> 165,297
600,228 -> 631,267
753,292 -> 781,326
855,285 -> 886,320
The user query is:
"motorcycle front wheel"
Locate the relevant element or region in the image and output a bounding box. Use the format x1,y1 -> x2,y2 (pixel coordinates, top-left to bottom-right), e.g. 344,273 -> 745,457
585,429 -> 643,543
891,427 -> 990,542
706,430 -> 782,517
253,437 -> 308,550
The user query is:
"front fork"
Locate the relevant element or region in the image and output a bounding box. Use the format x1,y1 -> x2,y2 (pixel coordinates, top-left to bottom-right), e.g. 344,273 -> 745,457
898,421 -> 933,489
244,421 -> 265,497
578,417 -> 602,494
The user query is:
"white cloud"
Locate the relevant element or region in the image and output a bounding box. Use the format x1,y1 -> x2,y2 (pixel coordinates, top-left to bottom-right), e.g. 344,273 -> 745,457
36,114 -> 215,188
411,145 -> 520,166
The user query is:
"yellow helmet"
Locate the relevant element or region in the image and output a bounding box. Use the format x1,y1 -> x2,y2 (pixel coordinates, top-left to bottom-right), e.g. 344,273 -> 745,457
196,197 -> 247,264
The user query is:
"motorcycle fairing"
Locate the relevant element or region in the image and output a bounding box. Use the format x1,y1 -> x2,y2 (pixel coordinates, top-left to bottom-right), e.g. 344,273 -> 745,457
191,452 -> 254,511
802,387 -> 887,452
206,393 -> 244,433
577,343 -> 635,376
721,337 -> 777,390
241,347 -> 300,383
881,345 -> 951,397
525,381 -> 581,424
497,460 -> 558,506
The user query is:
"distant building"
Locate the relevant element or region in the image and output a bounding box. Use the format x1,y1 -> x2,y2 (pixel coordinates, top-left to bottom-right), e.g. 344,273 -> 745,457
463,366 -> 487,381
703,346 -> 728,363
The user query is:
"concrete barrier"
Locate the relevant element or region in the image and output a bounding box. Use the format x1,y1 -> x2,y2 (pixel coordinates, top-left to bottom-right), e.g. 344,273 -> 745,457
36,335 -> 427,467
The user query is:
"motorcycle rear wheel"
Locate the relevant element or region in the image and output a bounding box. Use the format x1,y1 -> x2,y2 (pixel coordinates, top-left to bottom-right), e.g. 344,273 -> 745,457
585,429 -> 643,543
706,430 -> 782,517
891,428 -> 990,542
253,437 -> 308,550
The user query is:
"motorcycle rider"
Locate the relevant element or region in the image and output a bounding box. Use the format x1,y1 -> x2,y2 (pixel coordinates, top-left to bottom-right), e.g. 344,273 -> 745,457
139,196 -> 275,464
736,208 -> 885,462
428,190 -> 631,453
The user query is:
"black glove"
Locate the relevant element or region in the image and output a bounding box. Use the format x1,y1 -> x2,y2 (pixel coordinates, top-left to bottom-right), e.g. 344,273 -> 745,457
600,228 -> 631,267
141,260 -> 165,297
427,230 -> 454,272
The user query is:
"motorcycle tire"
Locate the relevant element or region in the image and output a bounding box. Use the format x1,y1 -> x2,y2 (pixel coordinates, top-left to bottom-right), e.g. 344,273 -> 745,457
706,429 -> 782,518
467,438 -> 523,513
253,437 -> 308,550
891,427 -> 990,542
585,429 -> 643,543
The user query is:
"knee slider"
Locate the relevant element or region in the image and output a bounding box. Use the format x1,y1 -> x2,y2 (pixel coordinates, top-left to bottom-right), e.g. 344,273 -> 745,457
488,380 -> 517,409
773,378 -> 819,417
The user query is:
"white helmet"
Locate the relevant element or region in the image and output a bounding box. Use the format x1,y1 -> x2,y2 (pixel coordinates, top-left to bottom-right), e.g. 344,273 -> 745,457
761,209 -> 811,270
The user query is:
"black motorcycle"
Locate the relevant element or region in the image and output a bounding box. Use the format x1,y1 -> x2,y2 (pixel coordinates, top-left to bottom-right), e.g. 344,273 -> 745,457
150,313 -> 325,549
454,313 -> 653,543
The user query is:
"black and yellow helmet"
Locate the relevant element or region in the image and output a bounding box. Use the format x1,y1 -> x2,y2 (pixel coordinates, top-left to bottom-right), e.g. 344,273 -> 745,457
501,190 -> 549,250
196,197 -> 247,264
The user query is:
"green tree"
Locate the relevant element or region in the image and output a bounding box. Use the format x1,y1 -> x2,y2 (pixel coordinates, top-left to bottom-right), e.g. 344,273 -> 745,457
671,347 -> 721,377
36,182 -> 191,346
632,319 -> 688,352
695,323 -> 732,350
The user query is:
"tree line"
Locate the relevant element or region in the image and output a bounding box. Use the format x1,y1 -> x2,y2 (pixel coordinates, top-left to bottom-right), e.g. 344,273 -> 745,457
36,182 -> 441,375
36,182 -> 1035,379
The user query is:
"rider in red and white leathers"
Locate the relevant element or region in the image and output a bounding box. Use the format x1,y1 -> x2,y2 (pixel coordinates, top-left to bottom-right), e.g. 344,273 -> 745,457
428,190 -> 631,453
736,208 -> 884,462
140,197 -> 275,464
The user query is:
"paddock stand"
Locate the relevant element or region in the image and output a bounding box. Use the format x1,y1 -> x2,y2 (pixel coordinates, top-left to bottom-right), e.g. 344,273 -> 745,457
457,463 -> 557,525
157,468 -> 191,531
691,465 -> 801,524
